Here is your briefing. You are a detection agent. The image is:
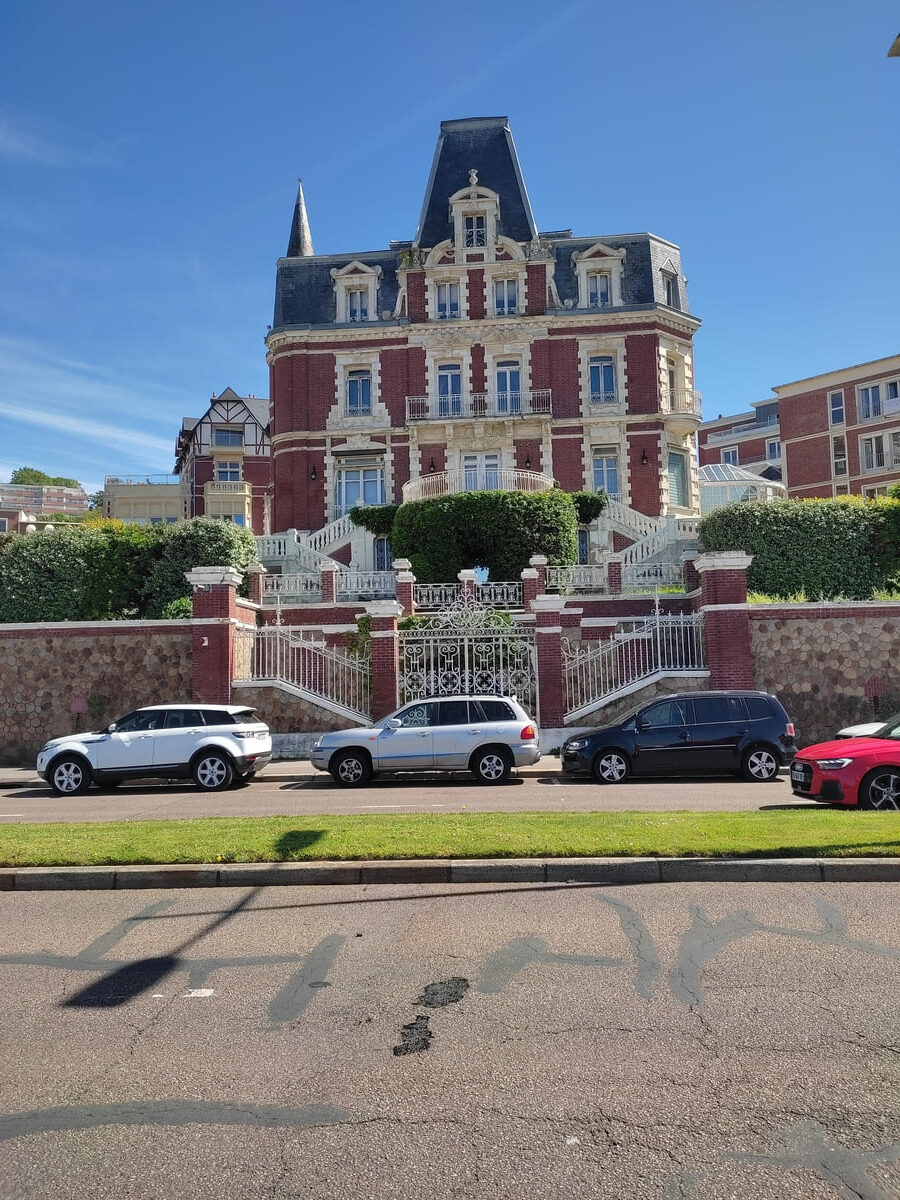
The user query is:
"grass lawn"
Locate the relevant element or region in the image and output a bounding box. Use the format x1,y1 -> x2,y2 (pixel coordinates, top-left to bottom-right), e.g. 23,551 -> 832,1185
0,810 -> 898,867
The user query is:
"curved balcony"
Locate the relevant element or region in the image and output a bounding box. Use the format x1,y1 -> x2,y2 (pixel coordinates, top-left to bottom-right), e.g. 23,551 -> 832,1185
402,467 -> 555,504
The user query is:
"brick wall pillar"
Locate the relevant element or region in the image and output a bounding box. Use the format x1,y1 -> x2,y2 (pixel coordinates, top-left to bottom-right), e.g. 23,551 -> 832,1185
320,561 -> 339,604
393,558 -> 416,615
458,569 -> 477,602
531,595 -> 567,729
245,562 -> 266,606
695,552 -> 755,689
521,566 -> 539,608
560,606 -> 583,642
365,600 -> 402,720
681,552 -> 700,594
607,558 -> 623,595
186,566 -> 241,704
528,554 -> 548,593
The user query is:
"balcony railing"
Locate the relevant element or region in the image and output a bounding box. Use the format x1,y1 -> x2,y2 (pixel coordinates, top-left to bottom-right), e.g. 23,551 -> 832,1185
661,387 -> 702,416
105,474 -> 182,487
589,390 -> 619,407
406,390 -> 552,422
402,467 -> 555,503
706,416 -> 778,443
204,481 -> 252,496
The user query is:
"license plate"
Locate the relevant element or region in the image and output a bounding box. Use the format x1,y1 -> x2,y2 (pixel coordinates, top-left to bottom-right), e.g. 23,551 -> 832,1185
790,764 -> 805,781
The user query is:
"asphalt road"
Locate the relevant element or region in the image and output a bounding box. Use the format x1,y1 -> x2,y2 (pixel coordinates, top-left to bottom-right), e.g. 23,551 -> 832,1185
1,882 -> 898,1199
0,761 -> 816,822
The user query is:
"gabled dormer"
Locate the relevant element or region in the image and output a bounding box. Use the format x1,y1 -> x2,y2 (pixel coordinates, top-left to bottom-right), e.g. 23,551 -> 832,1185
330,260 -> 383,323
571,242 -> 626,310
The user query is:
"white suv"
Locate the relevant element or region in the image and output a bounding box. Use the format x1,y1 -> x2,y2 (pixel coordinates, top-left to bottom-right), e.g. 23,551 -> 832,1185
311,695 -> 540,787
37,704 -> 272,795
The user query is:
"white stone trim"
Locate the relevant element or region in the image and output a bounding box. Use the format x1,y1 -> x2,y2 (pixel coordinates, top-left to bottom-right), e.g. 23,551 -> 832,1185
693,552 -> 753,573
328,349 -> 389,431
571,242 -> 626,310
330,261 -> 382,323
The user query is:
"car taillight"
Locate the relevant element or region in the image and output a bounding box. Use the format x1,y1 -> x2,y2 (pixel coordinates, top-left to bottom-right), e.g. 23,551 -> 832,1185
786,723 -> 795,737
520,725 -> 536,741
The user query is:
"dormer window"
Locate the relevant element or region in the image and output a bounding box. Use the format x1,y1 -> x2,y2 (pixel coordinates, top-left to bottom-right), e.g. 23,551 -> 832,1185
331,261 -> 382,323
494,279 -> 518,316
587,272 -> 610,308
465,215 -> 486,247
347,288 -> 368,322
663,272 -> 679,307
213,426 -> 244,448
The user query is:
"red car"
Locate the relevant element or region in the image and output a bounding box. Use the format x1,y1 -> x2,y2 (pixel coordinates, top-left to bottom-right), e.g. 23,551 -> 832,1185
790,720 -> 900,809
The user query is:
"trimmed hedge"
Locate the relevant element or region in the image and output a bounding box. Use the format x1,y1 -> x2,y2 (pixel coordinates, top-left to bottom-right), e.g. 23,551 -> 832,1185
572,490 -> 608,525
699,497 -> 900,599
349,504 -> 398,540
390,490 -> 578,582
0,518 -> 256,623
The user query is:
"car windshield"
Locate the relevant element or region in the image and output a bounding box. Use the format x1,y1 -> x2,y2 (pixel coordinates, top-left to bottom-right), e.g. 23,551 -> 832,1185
870,717 -> 900,740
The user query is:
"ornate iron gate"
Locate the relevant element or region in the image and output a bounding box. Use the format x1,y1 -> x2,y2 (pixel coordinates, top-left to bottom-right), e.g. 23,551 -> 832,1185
399,594 -> 537,717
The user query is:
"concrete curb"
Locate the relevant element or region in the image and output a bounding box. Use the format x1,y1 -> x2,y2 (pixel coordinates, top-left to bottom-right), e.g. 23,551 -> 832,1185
3,857 -> 900,891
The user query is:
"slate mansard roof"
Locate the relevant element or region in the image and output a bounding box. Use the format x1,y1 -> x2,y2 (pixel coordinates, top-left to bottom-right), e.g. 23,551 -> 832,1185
272,116 -> 689,331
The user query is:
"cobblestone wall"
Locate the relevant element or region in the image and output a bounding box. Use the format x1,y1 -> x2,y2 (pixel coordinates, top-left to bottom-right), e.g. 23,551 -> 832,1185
0,623 -> 192,764
749,605 -> 900,745
231,684 -> 359,735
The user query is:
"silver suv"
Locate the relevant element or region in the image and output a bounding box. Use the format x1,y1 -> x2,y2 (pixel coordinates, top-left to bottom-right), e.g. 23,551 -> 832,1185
311,695 -> 540,787
37,704 -> 272,795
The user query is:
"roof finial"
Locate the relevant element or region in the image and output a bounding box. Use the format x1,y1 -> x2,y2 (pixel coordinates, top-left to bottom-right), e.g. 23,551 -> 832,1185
468,168 -> 478,186
287,178 -> 314,257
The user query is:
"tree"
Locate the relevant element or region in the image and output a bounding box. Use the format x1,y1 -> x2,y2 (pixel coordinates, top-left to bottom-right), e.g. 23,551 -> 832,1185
10,467 -> 82,488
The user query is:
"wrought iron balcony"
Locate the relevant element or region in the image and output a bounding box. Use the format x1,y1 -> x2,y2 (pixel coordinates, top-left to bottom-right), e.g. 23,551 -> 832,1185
406,390 -> 552,422
661,387 -> 702,416
402,467 -> 555,503
706,416 -> 778,443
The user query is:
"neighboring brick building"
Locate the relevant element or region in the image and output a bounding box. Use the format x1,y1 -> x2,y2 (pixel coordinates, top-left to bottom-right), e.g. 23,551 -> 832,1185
698,401 -> 782,481
0,481 -> 89,516
105,388 -> 272,531
774,354 -> 900,499
266,116 -> 702,569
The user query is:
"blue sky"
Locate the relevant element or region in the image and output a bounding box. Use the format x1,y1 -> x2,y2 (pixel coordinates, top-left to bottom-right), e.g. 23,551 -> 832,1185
1,0 -> 898,495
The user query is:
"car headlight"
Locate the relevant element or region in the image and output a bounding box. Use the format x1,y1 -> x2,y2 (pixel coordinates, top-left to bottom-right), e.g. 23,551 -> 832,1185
566,739 -> 589,751
313,737 -> 324,749
813,758 -> 854,770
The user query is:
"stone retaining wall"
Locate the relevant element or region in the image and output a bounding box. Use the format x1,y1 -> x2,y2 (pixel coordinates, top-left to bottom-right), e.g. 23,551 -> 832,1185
749,603 -> 900,745
231,684 -> 357,736
0,622 -> 193,764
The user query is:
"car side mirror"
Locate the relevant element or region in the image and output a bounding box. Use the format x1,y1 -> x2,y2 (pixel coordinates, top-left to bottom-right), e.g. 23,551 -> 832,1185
636,718 -> 649,731
106,723 -> 116,734
386,718 -> 401,730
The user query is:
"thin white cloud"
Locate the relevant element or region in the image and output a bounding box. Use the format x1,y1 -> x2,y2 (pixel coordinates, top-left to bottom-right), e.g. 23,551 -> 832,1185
0,114 -> 71,166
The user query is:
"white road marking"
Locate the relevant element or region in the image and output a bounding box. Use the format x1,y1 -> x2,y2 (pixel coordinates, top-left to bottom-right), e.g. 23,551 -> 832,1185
183,989 -> 214,998
357,803 -> 445,809
0,814 -> 25,818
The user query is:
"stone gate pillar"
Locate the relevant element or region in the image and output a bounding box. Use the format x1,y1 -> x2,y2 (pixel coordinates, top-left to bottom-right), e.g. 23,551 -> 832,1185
393,559 -> 416,615
695,552 -> 755,689
186,566 -> 242,704
531,595 -> 567,730
458,568 -> 477,602
365,600 -> 402,720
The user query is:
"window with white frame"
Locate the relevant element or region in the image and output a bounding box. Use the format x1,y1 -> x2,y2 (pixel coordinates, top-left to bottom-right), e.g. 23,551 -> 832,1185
721,447 -> 739,466
347,288 -> 368,322
663,272 -> 680,308
589,356 -> 617,405
335,459 -> 385,517
832,435 -> 847,476
863,484 -> 889,497
495,361 -> 521,414
465,215 -> 486,247
494,278 -> 518,316
859,432 -> 900,473
667,451 -> 689,507
437,363 -> 462,417
213,426 -> 244,447
216,460 -> 241,483
859,385 -> 882,421
462,452 -> 500,491
766,439 -> 781,461
887,379 -> 900,414
436,281 -> 459,319
829,391 -> 845,425
587,271 -> 611,308
346,369 -> 372,416
834,483 -> 849,496
592,447 -> 620,497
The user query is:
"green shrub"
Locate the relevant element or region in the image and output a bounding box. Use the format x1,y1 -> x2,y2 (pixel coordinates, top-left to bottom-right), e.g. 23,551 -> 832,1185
159,596 -> 194,619
699,498 -> 884,599
572,490 -> 608,525
139,519 -> 256,618
349,504 -> 398,540
390,490 -> 578,582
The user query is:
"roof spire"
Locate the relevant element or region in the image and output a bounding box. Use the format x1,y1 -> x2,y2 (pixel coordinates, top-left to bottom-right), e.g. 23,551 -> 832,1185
287,178 -> 314,257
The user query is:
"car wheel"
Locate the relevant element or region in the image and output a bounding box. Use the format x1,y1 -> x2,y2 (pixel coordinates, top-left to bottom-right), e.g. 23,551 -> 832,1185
592,750 -> 629,783
330,750 -> 372,788
192,751 -> 235,792
742,747 -> 779,781
858,768 -> 900,811
471,748 -> 511,784
48,754 -> 92,796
